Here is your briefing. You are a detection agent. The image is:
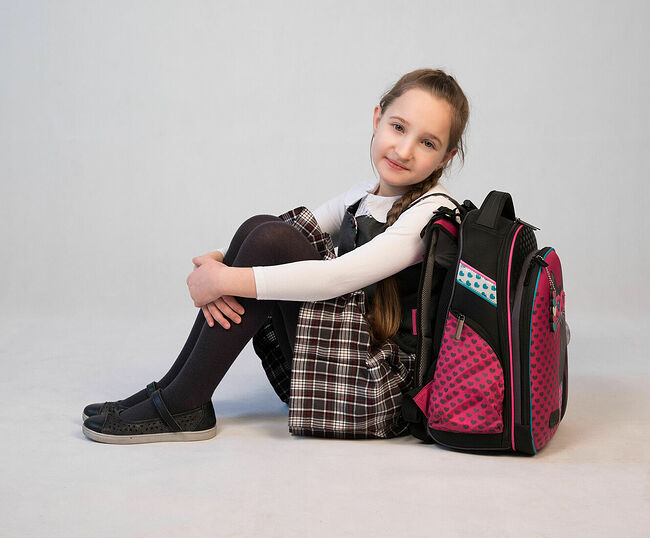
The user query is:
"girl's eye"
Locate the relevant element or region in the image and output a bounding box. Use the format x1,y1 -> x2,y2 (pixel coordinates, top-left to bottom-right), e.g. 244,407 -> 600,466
392,123 -> 436,150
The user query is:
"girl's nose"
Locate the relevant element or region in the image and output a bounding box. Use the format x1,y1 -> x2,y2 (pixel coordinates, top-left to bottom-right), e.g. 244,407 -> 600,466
395,138 -> 414,161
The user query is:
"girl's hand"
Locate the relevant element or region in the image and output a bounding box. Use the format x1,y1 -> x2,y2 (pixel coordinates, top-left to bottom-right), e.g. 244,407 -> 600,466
201,296 -> 246,329
187,257 -> 227,307
189,251 -> 246,327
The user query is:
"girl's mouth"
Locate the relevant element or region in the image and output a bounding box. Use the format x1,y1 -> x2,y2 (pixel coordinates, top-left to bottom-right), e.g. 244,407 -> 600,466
385,157 -> 408,171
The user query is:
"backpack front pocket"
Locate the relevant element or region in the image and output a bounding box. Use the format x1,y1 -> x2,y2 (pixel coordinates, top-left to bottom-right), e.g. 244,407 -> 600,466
427,310 -> 505,433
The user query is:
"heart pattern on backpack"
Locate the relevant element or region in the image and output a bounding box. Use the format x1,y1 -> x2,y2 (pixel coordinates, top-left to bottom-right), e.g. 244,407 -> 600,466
424,312 -> 505,434
528,250 -> 564,450
456,260 -> 498,306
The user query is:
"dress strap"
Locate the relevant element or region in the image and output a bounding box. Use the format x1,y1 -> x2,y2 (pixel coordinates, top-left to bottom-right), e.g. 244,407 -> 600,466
345,197 -> 363,215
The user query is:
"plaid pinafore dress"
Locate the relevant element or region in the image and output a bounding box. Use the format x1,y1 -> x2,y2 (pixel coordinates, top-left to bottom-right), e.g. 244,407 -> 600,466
252,198 -> 422,439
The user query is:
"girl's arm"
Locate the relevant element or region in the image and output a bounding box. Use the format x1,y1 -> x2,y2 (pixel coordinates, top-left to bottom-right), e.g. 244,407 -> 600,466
252,186 -> 458,302
191,178 -> 381,304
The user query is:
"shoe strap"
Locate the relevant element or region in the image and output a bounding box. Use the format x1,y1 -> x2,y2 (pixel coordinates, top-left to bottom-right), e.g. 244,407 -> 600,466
146,381 -> 159,395
150,389 -> 181,431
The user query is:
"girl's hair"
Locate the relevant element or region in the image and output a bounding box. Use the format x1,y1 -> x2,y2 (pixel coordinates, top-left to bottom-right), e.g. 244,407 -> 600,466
366,67 -> 470,353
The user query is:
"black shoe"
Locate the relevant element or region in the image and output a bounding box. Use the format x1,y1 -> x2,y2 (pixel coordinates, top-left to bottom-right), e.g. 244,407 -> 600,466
82,388 -> 217,444
82,381 -> 160,421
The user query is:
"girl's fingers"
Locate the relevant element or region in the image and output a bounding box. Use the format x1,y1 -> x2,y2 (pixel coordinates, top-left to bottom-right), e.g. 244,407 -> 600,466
201,298 -> 243,330
207,302 -> 231,329
216,297 -> 242,324
201,306 -> 215,327
223,295 -> 245,316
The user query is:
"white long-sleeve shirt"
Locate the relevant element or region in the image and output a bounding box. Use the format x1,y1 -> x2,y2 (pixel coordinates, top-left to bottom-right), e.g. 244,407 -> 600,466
218,178 -> 459,301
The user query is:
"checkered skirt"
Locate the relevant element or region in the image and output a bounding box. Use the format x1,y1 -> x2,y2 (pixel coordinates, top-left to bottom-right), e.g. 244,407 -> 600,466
251,205 -> 417,439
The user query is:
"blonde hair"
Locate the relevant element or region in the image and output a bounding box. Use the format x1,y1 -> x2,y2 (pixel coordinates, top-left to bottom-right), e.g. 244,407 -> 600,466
366,68 -> 470,352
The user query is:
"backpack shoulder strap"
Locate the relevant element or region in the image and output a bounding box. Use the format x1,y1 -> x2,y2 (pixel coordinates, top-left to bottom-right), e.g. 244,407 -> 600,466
405,192 -> 463,213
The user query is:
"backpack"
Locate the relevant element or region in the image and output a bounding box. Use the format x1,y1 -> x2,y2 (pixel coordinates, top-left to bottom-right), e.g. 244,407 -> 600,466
400,190 -> 569,455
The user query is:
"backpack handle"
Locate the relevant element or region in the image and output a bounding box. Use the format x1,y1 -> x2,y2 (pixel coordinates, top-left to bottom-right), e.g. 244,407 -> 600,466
475,191 -> 516,229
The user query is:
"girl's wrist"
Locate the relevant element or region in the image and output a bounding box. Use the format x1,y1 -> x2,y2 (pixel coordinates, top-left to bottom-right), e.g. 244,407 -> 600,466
223,266 -> 257,299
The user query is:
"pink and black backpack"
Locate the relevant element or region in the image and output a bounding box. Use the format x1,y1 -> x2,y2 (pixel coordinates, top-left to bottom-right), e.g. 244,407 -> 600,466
401,190 -> 569,455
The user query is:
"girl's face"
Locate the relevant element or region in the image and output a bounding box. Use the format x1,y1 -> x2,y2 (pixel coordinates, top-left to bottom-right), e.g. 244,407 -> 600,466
371,87 -> 457,197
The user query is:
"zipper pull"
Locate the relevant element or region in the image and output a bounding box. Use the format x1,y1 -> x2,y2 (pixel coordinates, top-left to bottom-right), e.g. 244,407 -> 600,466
516,217 -> 540,231
523,255 -> 547,286
535,255 -> 549,267
455,314 -> 465,339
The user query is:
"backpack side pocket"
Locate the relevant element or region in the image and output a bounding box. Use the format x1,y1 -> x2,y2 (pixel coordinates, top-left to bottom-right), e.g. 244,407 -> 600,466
426,310 -> 505,434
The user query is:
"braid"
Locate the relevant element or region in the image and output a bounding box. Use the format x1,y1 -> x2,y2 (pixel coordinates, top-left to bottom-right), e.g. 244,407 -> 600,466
385,169 -> 443,227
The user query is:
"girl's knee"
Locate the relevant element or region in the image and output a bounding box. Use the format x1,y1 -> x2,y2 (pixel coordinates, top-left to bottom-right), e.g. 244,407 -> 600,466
234,214 -> 282,241
242,221 -> 321,262
245,220 -> 296,245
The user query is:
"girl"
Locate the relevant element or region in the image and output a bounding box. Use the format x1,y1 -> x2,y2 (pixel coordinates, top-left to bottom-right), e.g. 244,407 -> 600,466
82,67 -> 470,444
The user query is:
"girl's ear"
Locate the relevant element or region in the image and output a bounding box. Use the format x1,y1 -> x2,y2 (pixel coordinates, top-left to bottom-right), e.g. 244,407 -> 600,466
442,147 -> 458,166
372,105 -> 382,133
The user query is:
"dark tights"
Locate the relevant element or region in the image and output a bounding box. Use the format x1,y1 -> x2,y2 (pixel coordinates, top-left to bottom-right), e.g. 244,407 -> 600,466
119,214 -> 322,421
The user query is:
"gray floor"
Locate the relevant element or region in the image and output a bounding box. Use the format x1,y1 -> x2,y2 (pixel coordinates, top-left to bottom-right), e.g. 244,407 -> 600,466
1,313 -> 648,537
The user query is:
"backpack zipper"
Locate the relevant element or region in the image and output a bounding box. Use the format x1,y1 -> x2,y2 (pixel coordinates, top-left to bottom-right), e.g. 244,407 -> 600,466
544,265 -> 558,321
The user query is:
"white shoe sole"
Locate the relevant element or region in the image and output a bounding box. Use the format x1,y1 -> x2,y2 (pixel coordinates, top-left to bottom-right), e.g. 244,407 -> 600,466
82,423 -> 217,444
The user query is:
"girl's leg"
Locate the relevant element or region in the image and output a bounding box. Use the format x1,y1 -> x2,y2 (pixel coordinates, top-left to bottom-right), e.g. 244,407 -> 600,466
119,219 -> 322,421
117,214 -> 286,408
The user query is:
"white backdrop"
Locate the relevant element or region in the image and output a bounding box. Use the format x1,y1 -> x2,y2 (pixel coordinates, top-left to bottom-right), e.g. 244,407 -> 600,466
1,2 -> 649,537
1,0 -> 647,322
